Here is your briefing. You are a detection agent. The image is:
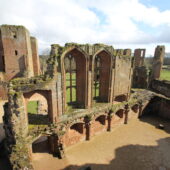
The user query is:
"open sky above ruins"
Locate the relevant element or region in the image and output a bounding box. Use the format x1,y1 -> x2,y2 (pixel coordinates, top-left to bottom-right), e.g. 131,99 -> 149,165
0,0 -> 170,55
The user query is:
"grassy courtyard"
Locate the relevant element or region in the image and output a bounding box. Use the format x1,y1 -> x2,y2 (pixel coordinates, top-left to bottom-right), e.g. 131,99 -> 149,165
160,69 -> 170,81
27,101 -> 38,114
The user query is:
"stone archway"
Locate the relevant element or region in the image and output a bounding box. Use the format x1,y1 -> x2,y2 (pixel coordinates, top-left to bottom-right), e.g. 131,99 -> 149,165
32,136 -> 49,154
93,50 -> 112,103
131,104 -> 139,113
91,114 -> 106,136
62,48 -> 88,110
115,109 -> 124,118
63,122 -> 85,147
114,94 -> 127,102
24,90 -> 53,125
111,109 -> 125,127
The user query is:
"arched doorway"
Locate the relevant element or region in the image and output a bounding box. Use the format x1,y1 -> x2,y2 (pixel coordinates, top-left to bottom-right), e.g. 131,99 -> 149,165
93,50 -> 111,102
95,115 -> 106,125
114,94 -> 127,102
32,136 -> 49,153
64,122 -> 85,146
24,90 -> 51,126
63,48 -> 87,109
115,109 -> 124,118
131,104 -> 139,113
91,115 -> 106,136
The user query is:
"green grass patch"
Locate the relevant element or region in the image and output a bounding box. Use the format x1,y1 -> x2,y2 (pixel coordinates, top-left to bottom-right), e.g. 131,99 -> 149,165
27,101 -> 38,114
160,69 -> 170,81
93,83 -> 99,99
66,73 -> 76,103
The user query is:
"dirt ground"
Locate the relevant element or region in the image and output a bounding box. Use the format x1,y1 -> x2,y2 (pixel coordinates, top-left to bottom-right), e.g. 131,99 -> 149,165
32,115 -> 170,170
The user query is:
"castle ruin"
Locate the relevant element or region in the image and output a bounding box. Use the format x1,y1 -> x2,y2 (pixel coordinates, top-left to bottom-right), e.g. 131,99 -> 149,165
0,25 -> 169,170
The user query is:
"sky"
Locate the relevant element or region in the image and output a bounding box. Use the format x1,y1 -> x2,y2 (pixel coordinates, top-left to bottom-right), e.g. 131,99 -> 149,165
0,0 -> 170,55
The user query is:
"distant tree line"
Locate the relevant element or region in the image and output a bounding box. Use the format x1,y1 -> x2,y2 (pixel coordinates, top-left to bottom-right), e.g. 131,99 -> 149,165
145,53 -> 170,69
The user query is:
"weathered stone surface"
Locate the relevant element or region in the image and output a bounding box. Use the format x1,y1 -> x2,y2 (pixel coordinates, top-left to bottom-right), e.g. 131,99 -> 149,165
133,48 -> 148,89
150,45 -> 165,80
31,37 -> 41,76
1,25 -> 169,170
151,79 -> 170,98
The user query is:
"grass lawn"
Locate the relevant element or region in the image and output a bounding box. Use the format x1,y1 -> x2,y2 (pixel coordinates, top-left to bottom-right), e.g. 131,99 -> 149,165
27,101 -> 38,114
160,69 -> 170,81
66,73 -> 76,103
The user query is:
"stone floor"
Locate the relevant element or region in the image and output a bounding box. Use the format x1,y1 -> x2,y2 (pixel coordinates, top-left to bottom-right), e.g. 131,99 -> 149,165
32,114 -> 170,170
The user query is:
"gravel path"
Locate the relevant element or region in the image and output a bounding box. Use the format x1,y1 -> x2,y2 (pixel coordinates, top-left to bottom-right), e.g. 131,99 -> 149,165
32,115 -> 170,170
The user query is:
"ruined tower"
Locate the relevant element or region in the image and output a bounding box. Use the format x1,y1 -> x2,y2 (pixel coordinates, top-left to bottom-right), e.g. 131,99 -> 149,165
150,45 -> 165,80
133,49 -> 148,88
0,25 -> 40,100
31,37 -> 41,76
0,25 -> 41,81
134,49 -> 146,67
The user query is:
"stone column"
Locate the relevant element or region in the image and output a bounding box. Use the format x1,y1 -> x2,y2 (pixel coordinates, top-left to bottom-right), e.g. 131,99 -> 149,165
107,110 -> 113,131
84,116 -> 91,141
57,137 -> 65,159
124,104 -> 130,124
134,104 -> 139,113
51,134 -> 65,159
150,45 -> 165,81
138,103 -> 144,118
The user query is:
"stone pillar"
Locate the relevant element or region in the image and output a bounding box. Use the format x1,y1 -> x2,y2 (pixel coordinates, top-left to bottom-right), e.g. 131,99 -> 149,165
138,103 -> 144,118
134,49 -> 146,67
84,116 -> 91,141
107,110 -> 112,131
150,45 -> 165,80
124,104 -> 130,124
49,134 -> 65,159
30,37 -> 41,76
57,137 -> 65,159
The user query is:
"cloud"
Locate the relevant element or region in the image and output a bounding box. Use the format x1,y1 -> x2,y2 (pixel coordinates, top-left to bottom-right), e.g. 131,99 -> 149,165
0,0 -> 170,55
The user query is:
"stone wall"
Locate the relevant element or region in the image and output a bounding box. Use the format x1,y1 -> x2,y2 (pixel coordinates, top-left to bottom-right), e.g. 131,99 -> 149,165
132,48 -> 148,89
1,26 -> 166,169
31,37 -> 40,76
134,49 -> 145,67
0,101 -> 6,142
150,45 -> 165,80
141,96 -> 170,119
0,25 -> 34,81
114,54 -> 132,98
151,79 -> 170,98
0,30 -> 5,72
51,44 -> 133,110
133,66 -> 148,88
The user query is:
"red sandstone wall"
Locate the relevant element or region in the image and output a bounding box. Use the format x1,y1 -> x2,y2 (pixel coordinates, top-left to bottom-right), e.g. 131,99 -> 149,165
134,49 -> 145,67
111,114 -> 124,128
0,30 -> 5,72
0,25 -> 34,81
91,120 -> 106,137
63,128 -> 85,147
114,56 -> 132,98
159,100 -> 170,119
31,37 -> 40,76
0,86 -> 7,100
99,51 -> 111,102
